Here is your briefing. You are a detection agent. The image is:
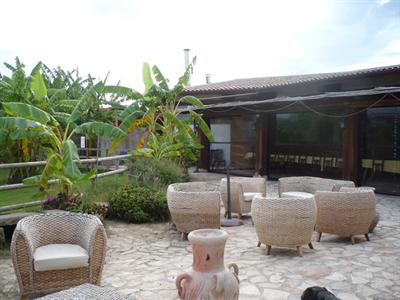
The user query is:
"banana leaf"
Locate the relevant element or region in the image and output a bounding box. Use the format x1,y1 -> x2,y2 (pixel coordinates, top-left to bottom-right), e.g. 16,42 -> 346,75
119,103 -> 143,120
0,117 -> 45,130
189,111 -> 215,142
10,127 -> 53,140
179,95 -> 204,108
142,63 -> 153,94
53,112 -> 73,127
39,153 -> 63,185
2,102 -> 57,125
30,70 -> 47,101
152,65 -> 169,90
119,111 -> 142,133
62,140 -> 81,179
99,85 -> 143,100
73,122 -> 126,140
70,85 -> 98,122
53,99 -> 79,112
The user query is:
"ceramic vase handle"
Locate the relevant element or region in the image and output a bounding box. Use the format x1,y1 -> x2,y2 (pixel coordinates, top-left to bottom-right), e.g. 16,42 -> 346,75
214,271 -> 225,293
228,263 -> 240,282
176,272 -> 192,298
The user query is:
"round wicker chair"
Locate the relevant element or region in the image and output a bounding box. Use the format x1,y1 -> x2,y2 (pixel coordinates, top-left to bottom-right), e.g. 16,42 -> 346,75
220,177 -> 266,218
314,190 -> 376,244
339,186 -> 379,233
251,195 -> 317,257
167,182 -> 221,239
278,176 -> 355,197
11,212 -> 107,299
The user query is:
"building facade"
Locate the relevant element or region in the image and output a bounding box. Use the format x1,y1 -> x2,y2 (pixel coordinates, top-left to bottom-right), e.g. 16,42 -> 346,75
183,64 -> 400,195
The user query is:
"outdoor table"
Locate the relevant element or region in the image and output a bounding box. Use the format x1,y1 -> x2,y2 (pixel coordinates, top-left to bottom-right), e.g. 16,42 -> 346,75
37,283 -> 135,300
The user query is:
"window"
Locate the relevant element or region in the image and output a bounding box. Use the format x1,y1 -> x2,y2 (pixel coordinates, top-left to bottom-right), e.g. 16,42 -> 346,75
209,116 -> 256,175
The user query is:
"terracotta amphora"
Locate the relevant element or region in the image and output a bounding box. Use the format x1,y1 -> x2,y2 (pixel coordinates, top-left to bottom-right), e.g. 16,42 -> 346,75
176,229 -> 239,300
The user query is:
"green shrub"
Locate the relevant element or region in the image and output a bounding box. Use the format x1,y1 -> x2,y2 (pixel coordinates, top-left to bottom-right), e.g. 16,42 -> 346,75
130,158 -> 188,187
108,184 -> 169,223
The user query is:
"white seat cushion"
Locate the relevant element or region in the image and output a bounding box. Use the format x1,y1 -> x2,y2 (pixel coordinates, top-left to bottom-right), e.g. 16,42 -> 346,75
281,191 -> 314,199
243,192 -> 262,202
34,244 -> 89,272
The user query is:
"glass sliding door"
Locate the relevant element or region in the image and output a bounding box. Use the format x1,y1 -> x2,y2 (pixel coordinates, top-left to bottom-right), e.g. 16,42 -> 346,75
269,112 -> 344,179
360,107 -> 400,195
209,119 -> 231,171
209,116 -> 256,175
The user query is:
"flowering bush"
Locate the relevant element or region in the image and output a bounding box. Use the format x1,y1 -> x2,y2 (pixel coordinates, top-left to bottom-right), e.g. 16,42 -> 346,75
42,194 -> 77,210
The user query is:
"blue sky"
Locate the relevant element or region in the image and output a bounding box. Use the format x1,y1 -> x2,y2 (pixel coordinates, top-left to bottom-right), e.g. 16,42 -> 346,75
0,0 -> 399,90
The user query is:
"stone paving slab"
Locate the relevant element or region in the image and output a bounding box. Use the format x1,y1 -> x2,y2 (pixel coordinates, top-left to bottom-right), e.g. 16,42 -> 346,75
1,181 -> 400,299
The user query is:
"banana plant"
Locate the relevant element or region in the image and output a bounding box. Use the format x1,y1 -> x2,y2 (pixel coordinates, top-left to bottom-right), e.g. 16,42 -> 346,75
0,82 -> 127,197
0,58 -> 56,183
116,57 -> 214,166
133,133 -> 181,161
0,58 -> 133,184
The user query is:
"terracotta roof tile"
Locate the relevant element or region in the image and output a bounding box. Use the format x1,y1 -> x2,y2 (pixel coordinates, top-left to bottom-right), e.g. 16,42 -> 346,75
184,64 -> 400,94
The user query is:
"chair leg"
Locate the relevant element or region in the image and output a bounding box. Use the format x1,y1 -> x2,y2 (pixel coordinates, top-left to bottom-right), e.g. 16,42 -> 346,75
296,246 -> 303,257
251,217 -> 254,226
267,245 -> 272,255
351,235 -> 356,245
257,241 -> 261,247
224,211 -> 228,218
317,232 -> 322,242
181,232 -> 188,241
365,233 -> 370,241
308,242 -> 314,249
238,213 -> 242,219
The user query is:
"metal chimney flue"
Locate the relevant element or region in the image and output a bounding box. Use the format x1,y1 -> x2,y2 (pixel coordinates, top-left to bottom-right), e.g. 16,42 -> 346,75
205,74 -> 211,84
184,49 -> 190,70
183,49 -> 191,87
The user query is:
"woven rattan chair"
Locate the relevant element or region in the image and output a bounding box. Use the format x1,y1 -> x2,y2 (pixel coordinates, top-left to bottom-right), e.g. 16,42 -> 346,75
220,177 -> 266,218
314,190 -> 376,244
278,176 -> 355,198
167,182 -> 220,239
339,186 -> 379,233
11,212 -> 107,299
251,195 -> 317,257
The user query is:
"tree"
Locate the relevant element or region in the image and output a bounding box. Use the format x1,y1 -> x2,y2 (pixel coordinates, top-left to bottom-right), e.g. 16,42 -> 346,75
0,58 -> 53,182
0,82 -> 126,198
0,58 -> 131,183
117,57 -> 214,166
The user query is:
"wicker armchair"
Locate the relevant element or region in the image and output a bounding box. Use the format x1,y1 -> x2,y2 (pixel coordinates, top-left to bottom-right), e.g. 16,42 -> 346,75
339,186 -> 379,233
167,182 -> 220,238
220,177 -> 266,218
11,212 -> 107,299
314,190 -> 376,244
278,176 -> 355,198
251,195 -> 317,256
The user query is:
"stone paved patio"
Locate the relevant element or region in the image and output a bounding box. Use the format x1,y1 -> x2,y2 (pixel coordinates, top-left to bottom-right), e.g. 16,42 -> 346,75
1,178 -> 400,299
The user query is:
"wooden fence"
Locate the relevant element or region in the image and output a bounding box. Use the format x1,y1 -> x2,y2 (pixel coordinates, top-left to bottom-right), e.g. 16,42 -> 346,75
0,153 -> 131,212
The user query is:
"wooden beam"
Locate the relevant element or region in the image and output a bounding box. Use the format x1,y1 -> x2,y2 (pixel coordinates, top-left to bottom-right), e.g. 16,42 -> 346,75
266,114 -> 276,178
0,154 -> 130,169
199,117 -> 211,170
255,114 -> 268,176
90,166 -> 127,179
0,179 -> 58,191
342,108 -> 360,182
201,93 -> 400,118
0,201 -> 42,212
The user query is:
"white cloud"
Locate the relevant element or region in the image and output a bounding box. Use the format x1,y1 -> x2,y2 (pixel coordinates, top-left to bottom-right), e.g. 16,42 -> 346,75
376,0 -> 390,6
337,38 -> 400,71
